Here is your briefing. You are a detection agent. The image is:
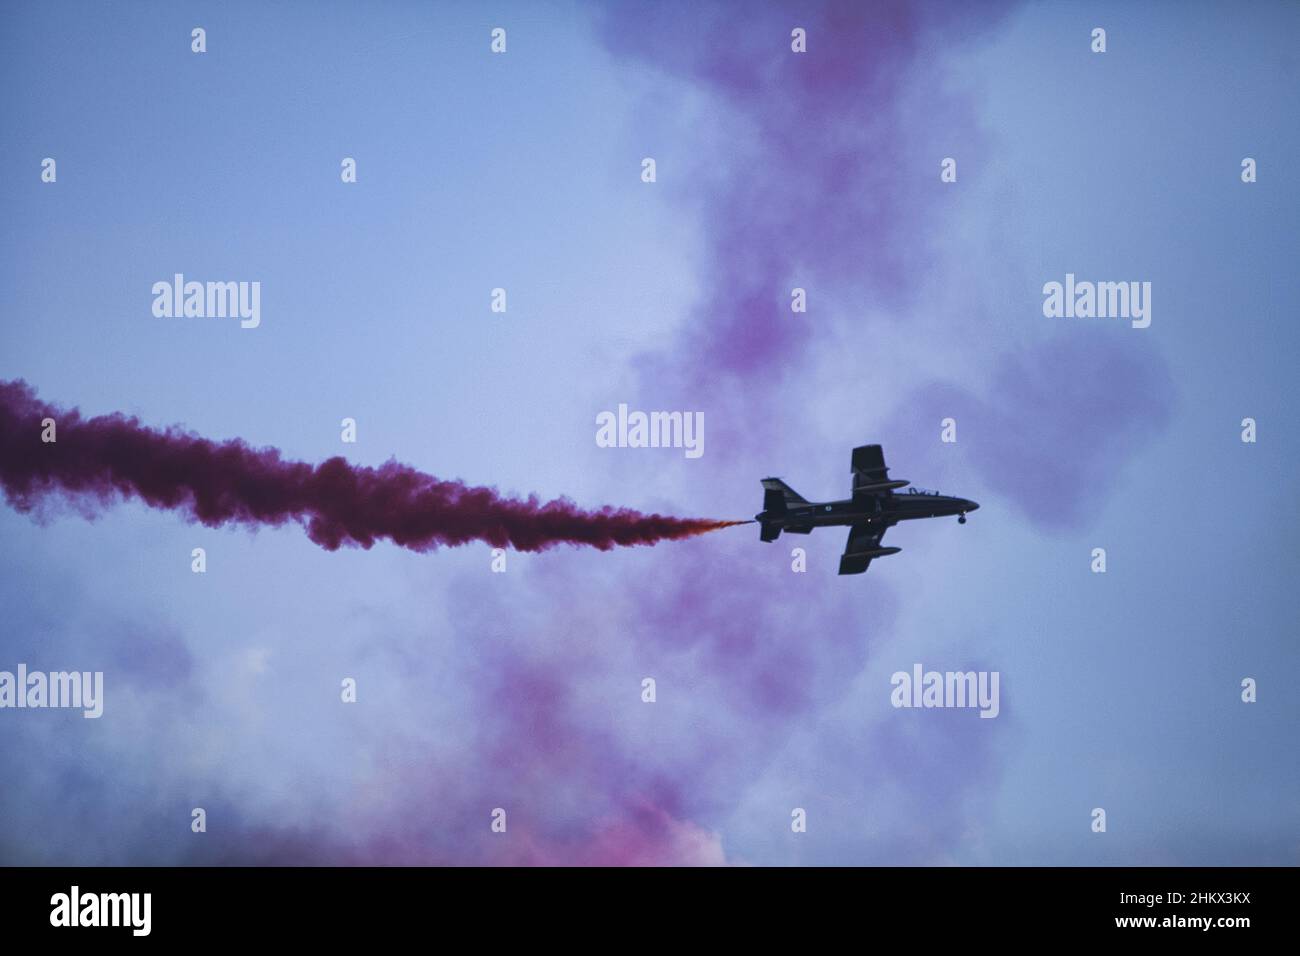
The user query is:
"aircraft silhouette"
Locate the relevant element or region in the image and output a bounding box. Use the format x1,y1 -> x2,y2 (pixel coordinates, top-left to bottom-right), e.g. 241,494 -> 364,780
756,444 -> 979,575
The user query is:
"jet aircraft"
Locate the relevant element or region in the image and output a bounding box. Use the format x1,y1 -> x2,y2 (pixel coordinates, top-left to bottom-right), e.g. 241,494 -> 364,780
756,444 -> 979,574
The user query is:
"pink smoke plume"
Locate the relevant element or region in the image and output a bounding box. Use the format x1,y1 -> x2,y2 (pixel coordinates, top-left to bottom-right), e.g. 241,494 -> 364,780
0,379 -> 744,553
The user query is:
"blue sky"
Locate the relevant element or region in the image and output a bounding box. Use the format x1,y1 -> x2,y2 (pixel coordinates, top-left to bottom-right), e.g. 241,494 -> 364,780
1,0 -> 1296,865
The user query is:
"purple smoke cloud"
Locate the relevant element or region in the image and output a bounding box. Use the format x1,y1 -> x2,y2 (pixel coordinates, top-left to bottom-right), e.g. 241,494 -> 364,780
598,1 -> 1013,392
0,379 -> 743,554
903,335 -> 1176,529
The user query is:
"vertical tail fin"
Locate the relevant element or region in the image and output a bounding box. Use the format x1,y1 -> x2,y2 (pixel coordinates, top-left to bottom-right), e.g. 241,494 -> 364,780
759,478 -> 802,543
760,478 -> 806,508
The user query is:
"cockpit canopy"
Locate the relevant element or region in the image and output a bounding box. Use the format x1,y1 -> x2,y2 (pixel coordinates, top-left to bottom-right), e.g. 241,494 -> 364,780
904,486 -> 941,496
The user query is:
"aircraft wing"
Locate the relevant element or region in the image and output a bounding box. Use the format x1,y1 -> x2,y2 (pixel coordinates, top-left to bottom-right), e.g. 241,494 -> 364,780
851,444 -> 891,495
838,522 -> 892,575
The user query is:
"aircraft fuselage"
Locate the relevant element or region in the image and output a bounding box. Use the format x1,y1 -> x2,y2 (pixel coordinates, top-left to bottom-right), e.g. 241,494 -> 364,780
755,491 -> 978,530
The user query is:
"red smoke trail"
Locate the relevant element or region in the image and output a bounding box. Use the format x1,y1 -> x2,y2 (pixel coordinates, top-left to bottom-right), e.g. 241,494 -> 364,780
0,380 -> 745,553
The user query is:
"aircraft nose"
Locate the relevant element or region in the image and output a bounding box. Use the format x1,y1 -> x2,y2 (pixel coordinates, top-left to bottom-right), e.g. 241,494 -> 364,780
963,499 -> 980,512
